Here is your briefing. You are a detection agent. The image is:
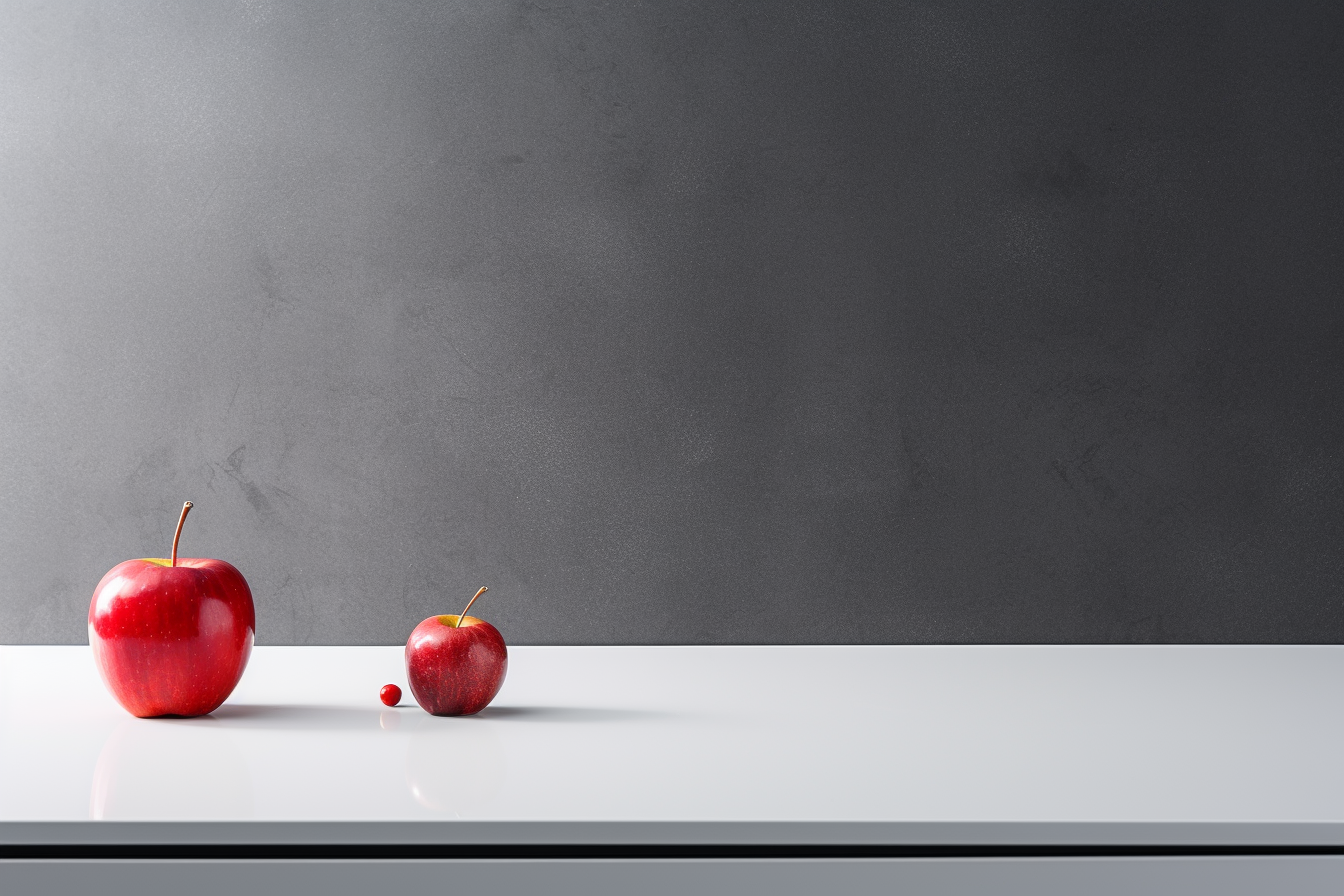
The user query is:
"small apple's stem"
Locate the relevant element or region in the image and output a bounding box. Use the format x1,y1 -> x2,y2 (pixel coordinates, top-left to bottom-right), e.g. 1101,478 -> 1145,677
456,586 -> 488,627
171,502 -> 193,568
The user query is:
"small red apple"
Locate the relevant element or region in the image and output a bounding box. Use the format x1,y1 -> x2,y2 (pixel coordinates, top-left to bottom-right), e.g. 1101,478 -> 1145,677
406,587 -> 507,716
89,502 -> 255,718
380,684 -> 402,706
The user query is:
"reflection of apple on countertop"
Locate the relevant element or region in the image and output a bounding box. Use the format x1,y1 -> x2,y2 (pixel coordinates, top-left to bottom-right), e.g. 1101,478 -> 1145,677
88,502 -> 254,718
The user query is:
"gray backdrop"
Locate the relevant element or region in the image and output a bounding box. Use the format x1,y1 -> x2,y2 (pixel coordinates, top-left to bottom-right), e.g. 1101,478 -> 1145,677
1,1 -> 1341,645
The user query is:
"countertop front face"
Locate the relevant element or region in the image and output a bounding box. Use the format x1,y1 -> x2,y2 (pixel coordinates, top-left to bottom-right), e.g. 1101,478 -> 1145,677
0,645 -> 1342,842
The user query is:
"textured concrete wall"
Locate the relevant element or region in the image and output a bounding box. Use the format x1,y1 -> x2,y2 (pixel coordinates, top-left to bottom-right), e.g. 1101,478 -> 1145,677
1,1 -> 1341,644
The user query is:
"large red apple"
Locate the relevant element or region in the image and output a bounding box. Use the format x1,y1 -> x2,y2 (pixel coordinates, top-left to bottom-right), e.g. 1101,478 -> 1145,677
89,502 -> 254,718
406,587 -> 507,716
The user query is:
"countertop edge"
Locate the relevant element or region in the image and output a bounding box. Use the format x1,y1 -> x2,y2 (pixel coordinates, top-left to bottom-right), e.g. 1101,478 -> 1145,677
1,820 -> 1343,847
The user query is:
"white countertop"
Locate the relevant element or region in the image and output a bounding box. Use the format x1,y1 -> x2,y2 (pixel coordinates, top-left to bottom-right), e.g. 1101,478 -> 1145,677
1,644 -> 1342,845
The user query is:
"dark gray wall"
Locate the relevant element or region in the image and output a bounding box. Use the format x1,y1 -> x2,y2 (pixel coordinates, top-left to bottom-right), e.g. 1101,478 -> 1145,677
2,1 -> 1341,645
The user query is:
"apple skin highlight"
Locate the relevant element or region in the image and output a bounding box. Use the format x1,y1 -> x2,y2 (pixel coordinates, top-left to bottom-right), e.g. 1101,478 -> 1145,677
89,558 -> 255,718
405,615 -> 507,716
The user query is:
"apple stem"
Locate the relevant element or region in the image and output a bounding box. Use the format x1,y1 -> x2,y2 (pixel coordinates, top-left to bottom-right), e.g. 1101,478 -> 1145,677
456,586 -> 488,627
171,502 -> 193,568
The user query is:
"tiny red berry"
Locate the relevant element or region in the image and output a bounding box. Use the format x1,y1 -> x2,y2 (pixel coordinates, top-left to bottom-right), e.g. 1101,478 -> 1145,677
380,684 -> 402,707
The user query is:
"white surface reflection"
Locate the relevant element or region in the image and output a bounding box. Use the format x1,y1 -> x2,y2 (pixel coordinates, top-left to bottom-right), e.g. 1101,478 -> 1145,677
404,715 -> 504,814
0,643 -> 1330,827
89,718 -> 253,820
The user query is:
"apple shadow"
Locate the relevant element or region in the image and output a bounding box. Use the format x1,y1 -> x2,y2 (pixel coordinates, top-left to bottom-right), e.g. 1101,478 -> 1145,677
471,705 -> 672,723
206,704 -> 387,731
194,704 -> 675,729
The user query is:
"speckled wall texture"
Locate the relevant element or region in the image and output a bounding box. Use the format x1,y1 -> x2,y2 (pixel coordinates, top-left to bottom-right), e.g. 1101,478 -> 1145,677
1,1 -> 1341,644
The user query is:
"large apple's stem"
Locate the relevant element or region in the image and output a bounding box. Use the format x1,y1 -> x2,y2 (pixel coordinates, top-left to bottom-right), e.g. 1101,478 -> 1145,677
171,501 -> 193,568
456,586 -> 488,627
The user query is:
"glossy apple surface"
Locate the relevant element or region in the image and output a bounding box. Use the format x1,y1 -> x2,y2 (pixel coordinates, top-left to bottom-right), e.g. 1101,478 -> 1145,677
405,615 -> 507,716
89,558 -> 255,718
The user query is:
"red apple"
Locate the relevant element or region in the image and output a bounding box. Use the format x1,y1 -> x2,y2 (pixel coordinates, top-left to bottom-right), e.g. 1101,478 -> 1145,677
406,587 -> 507,716
88,502 -> 254,718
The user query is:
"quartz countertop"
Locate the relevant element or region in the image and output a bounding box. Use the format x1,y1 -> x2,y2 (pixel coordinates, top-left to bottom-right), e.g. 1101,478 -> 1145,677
1,644 -> 1341,846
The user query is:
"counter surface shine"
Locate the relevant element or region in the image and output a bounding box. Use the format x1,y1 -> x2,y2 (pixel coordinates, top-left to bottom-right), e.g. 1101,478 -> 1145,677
0,644 -> 1341,847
